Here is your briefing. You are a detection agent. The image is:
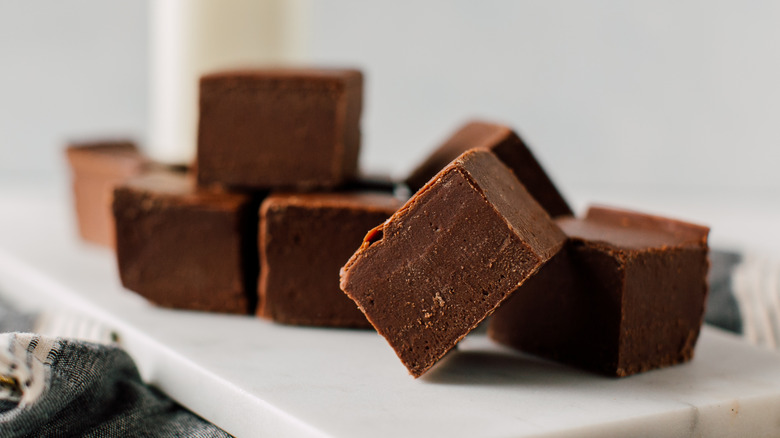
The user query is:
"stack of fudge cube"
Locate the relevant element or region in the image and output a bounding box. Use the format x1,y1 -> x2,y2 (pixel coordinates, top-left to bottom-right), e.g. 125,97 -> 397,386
70,68 -> 401,324
66,67 -> 710,379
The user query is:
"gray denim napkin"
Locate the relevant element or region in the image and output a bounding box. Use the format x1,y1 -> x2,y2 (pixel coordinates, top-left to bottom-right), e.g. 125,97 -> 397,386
0,299 -> 232,438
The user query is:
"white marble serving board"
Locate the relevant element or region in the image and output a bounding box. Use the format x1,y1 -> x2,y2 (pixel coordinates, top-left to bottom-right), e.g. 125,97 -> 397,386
2,184 -> 780,437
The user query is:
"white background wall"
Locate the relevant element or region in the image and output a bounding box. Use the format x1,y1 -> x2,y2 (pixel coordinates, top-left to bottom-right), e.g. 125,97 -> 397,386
0,2 -> 148,179
1,1 -> 779,197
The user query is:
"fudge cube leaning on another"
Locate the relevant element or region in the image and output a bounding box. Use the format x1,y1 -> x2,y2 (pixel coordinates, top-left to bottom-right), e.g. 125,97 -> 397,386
259,192 -> 402,328
66,141 -> 148,247
489,206 -> 710,377
340,149 -> 566,377
197,68 -> 363,190
113,170 -> 261,314
405,120 -> 573,217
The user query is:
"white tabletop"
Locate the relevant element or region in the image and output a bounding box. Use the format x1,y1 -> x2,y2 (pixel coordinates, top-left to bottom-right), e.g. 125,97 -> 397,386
1,183 -> 780,437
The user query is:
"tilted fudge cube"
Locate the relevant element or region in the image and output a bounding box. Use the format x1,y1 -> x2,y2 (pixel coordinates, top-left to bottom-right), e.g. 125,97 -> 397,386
66,140 -> 148,247
113,170 -> 260,314
405,120 -> 572,217
489,206 -> 710,377
197,68 -> 363,190
340,149 -> 566,377
259,192 -> 401,328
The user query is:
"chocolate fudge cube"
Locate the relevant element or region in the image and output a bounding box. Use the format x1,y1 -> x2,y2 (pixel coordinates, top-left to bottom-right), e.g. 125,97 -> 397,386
489,206 -> 710,377
406,120 -> 572,217
259,192 -> 401,327
113,170 -> 260,314
197,68 -> 363,190
340,149 -> 566,377
66,141 -> 147,247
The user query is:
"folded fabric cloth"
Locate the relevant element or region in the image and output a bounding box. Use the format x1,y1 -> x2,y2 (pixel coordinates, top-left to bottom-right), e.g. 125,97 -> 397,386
732,252 -> 780,349
704,250 -> 743,334
0,300 -> 231,438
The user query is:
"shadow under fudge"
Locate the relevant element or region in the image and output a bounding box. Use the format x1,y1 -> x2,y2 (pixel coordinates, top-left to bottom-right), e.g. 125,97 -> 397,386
420,349 -> 594,387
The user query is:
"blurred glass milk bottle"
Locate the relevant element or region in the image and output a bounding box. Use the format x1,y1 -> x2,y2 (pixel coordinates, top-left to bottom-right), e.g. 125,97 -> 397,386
148,0 -> 306,165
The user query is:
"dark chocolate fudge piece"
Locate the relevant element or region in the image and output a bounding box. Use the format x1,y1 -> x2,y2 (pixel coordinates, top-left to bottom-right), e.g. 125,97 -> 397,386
197,68 -> 363,190
113,170 -> 260,314
66,141 -> 148,247
340,149 -> 566,377
405,120 -> 572,217
489,206 -> 710,377
259,192 -> 401,327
